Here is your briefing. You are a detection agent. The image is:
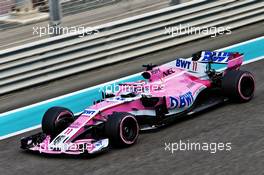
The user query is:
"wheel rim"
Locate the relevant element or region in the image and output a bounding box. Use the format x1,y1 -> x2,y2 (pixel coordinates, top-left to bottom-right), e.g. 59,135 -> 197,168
54,111 -> 74,133
120,116 -> 139,144
239,74 -> 255,100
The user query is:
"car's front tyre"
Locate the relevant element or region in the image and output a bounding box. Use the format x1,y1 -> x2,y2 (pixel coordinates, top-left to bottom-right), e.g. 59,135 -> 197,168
105,112 -> 139,147
42,107 -> 75,138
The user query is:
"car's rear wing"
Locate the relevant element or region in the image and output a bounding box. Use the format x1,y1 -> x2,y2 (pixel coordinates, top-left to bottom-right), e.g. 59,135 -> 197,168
197,51 -> 231,63
194,51 -> 244,70
142,51 -> 244,80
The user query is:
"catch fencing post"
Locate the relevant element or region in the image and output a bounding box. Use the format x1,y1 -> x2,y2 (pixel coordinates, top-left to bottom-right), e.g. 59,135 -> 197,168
48,0 -> 62,36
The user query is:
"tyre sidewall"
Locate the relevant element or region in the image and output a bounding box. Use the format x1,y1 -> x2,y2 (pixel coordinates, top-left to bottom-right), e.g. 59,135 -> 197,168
222,70 -> 255,102
105,112 -> 139,147
42,107 -> 74,137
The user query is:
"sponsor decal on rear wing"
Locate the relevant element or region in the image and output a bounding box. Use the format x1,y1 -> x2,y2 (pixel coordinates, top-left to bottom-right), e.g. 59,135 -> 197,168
197,51 -> 243,69
198,51 -> 231,63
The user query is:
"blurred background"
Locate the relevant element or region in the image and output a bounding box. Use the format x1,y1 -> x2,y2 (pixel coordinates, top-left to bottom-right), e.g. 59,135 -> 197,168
0,0 -> 190,50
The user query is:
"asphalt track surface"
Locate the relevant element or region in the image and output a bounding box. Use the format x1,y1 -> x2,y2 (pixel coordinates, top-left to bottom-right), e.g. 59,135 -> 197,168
0,22 -> 264,175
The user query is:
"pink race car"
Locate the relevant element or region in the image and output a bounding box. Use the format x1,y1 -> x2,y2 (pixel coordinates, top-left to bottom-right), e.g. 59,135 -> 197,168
21,51 -> 255,155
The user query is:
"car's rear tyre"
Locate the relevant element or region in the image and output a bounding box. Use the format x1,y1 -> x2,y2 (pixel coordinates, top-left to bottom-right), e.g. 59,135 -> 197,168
222,70 -> 255,102
105,112 -> 139,147
42,107 -> 74,138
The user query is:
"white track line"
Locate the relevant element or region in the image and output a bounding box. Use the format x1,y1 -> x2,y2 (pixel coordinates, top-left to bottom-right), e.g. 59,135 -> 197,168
0,125 -> 41,140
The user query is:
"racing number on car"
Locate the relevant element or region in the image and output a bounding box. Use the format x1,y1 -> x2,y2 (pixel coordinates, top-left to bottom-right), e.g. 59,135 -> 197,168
192,61 -> 198,71
64,128 -> 73,135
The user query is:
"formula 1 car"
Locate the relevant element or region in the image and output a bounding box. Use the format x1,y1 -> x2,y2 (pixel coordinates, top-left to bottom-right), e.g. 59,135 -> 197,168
21,51 -> 255,155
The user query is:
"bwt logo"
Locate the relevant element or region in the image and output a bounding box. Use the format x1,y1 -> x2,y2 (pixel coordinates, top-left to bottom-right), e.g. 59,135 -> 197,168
82,109 -> 97,116
200,51 -> 230,63
170,91 -> 194,108
176,59 -> 191,69
113,97 -> 125,101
